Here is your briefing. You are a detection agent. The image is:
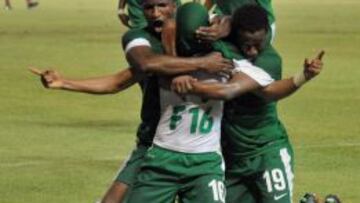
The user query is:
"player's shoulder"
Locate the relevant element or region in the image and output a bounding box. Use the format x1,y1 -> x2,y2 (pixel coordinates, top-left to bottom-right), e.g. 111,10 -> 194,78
258,45 -> 282,63
122,28 -> 153,49
213,40 -> 244,60
254,45 -> 282,80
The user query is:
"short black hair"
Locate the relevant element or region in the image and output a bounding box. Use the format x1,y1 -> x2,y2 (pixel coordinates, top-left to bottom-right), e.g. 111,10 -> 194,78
231,4 -> 269,34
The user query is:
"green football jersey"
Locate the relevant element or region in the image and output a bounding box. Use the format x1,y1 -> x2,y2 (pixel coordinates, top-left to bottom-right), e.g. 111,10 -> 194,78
221,45 -> 290,158
122,28 -> 164,146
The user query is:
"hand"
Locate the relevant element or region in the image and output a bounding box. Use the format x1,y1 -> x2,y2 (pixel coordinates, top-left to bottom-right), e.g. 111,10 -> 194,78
303,50 -> 325,80
118,13 -> 130,28
195,16 -> 231,42
29,67 -> 64,89
200,52 -> 234,75
171,75 -> 197,94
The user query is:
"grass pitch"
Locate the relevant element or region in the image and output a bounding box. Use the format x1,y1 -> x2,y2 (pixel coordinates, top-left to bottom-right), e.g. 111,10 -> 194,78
0,0 -> 359,202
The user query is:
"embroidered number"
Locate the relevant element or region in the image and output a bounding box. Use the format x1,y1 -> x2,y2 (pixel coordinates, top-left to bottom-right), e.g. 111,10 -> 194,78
263,168 -> 286,193
208,179 -> 225,202
170,105 -> 214,134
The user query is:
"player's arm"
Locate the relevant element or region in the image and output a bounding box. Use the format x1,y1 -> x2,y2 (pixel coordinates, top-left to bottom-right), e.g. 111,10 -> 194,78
118,0 -> 130,27
29,67 -> 140,94
161,19 -> 177,56
172,73 -> 262,100
125,44 -> 233,75
256,51 -> 324,101
172,51 -> 324,101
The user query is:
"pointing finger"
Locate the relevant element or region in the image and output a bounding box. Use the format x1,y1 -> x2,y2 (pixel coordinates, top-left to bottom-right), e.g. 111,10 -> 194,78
316,50 -> 325,60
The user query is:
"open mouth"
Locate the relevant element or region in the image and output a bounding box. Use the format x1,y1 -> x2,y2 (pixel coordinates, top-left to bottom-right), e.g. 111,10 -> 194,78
152,20 -> 164,28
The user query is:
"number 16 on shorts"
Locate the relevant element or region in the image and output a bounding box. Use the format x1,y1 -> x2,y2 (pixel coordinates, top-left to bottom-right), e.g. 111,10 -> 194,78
208,179 -> 226,203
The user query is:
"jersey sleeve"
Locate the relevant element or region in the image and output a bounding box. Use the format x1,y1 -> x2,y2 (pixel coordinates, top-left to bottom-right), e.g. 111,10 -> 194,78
121,29 -> 152,53
254,45 -> 282,80
233,59 -> 274,87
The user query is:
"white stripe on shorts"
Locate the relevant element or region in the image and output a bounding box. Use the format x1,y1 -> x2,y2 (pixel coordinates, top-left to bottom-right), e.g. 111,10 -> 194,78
280,148 -> 294,203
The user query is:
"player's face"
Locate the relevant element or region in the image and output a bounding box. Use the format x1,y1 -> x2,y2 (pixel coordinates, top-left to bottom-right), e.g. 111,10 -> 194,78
143,0 -> 176,33
236,29 -> 267,60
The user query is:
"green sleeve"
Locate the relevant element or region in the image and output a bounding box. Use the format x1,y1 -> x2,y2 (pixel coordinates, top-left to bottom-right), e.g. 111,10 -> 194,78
121,28 -> 152,50
254,45 -> 282,80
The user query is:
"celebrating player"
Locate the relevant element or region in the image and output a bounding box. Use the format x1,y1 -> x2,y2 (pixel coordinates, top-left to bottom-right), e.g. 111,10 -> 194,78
30,0 -> 233,202
171,4 -> 324,203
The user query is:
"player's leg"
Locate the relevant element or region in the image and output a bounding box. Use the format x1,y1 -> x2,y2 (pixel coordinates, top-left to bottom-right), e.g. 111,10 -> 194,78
126,146 -> 179,203
255,146 -> 294,203
225,175 -> 257,203
100,144 -> 149,203
100,182 -> 128,203
179,152 -> 225,203
180,174 -> 226,203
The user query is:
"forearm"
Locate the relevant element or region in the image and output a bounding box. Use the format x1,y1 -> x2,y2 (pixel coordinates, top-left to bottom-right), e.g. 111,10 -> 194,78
60,69 -> 136,94
191,75 -> 260,100
256,78 -> 298,102
191,82 -> 241,100
118,0 -> 126,9
130,53 -> 206,75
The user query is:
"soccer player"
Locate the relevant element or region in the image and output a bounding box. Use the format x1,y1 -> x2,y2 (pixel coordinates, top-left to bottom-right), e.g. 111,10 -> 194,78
172,5 -> 324,203
4,0 -> 38,10
30,1 -> 233,203
125,2 -> 323,202
125,3 -> 277,202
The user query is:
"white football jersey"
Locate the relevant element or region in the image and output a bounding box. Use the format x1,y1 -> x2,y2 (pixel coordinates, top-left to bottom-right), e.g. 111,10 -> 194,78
153,60 -> 274,153
153,72 -> 224,153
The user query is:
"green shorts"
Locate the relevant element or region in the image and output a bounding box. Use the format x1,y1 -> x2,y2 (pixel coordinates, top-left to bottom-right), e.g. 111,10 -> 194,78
127,145 -> 226,203
115,144 -> 149,185
225,145 -> 294,203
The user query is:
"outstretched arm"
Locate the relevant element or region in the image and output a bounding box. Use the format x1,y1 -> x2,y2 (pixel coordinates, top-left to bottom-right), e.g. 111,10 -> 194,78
29,67 -> 139,94
257,50 -> 325,101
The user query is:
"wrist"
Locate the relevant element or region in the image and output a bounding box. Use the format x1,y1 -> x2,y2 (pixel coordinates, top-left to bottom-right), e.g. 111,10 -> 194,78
292,71 -> 307,87
58,79 -> 70,90
118,8 -> 125,15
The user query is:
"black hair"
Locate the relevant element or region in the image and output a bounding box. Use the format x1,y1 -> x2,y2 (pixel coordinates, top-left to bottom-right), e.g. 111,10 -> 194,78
231,4 -> 269,34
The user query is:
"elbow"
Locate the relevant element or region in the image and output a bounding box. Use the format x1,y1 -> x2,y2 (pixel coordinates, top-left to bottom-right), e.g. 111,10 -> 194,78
221,92 -> 236,101
209,90 -> 235,101
258,91 -> 279,103
217,89 -> 238,101
137,58 -> 160,74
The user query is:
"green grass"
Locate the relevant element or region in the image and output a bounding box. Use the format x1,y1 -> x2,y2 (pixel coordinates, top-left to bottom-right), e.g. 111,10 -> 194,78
0,0 -> 359,202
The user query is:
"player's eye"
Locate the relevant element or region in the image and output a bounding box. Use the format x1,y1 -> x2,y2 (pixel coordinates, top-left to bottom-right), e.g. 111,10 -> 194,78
157,3 -> 167,8
143,4 -> 154,10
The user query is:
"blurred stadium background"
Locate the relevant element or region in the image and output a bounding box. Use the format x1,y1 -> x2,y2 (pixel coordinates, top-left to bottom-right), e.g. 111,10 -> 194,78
0,0 -> 359,202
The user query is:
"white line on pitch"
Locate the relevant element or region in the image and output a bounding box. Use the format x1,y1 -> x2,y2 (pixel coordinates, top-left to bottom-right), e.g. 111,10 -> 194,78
295,142 -> 360,149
